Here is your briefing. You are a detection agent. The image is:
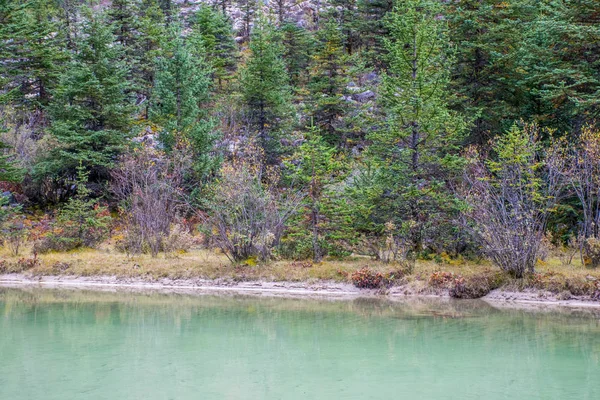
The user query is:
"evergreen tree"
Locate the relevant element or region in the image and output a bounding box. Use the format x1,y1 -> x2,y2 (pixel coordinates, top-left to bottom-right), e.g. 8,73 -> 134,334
447,0 -> 537,143
239,15 -> 291,163
50,163 -> 111,250
150,25 -> 219,181
239,0 -> 256,39
0,140 -> 22,183
107,0 -> 138,48
37,11 -> 133,183
368,0 -> 466,252
356,0 -> 393,68
308,19 -> 350,147
330,0 -> 360,54
137,0 -> 167,118
0,0 -> 66,109
280,22 -> 314,87
192,5 -> 237,89
518,0 -> 600,133
287,124 -> 342,261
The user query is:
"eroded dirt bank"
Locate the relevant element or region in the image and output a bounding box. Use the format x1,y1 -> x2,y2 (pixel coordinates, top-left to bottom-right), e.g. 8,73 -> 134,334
1,273 -> 599,309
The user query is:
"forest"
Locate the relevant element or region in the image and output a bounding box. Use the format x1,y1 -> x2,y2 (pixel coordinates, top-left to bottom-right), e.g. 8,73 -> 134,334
1,0 -> 600,288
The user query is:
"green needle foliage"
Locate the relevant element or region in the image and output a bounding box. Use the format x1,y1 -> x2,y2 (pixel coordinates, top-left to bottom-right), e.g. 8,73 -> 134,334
192,5 -> 237,90
367,0 -> 467,253
0,0 -> 66,110
150,24 -> 219,182
308,18 -> 350,147
37,10 -> 133,184
38,163 -> 111,252
0,140 -> 22,183
239,14 -> 291,164
286,124 -> 344,261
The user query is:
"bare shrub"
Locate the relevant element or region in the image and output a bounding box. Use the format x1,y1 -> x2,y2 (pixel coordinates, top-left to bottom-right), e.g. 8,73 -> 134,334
112,147 -> 188,257
458,124 -> 565,278
163,224 -> 196,254
205,156 -> 303,263
3,215 -> 29,256
558,236 -> 579,266
565,126 -> 600,267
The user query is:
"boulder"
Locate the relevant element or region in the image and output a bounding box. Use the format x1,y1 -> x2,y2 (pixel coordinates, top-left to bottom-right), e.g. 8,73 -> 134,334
352,90 -> 376,103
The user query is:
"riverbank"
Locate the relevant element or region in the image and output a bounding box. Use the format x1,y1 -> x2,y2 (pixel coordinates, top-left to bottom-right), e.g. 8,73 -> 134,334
2,271 -> 600,309
1,248 -> 600,308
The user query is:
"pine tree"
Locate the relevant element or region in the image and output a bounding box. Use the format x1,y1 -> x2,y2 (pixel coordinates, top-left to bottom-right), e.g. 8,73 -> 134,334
239,0 -> 256,39
192,5 -> 237,89
150,25 -> 219,181
51,163 -> 111,249
368,0 -> 466,252
330,0 -> 360,54
308,19 -> 350,147
37,11 -> 133,182
239,15 -> 291,163
107,0 -> 138,48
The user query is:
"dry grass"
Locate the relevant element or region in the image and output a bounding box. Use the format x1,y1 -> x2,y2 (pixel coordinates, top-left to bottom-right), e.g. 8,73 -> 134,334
1,245 -> 600,297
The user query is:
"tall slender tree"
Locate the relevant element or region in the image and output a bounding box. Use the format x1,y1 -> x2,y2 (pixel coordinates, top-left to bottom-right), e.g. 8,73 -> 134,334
150,25 -> 219,181
308,19 -> 350,147
368,0 -> 466,252
280,22 -> 314,88
239,15 -> 291,163
192,5 -> 237,89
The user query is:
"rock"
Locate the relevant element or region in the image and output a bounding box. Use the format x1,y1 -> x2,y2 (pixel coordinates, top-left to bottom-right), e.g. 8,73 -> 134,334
352,90 -> 376,103
365,72 -> 379,83
1,191 -> 17,205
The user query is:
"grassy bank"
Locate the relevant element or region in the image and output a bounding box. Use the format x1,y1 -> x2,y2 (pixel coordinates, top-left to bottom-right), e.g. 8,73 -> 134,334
1,246 -> 600,300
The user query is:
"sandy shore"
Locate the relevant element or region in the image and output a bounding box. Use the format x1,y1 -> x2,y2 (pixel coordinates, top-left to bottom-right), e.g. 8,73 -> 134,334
1,273 -> 600,309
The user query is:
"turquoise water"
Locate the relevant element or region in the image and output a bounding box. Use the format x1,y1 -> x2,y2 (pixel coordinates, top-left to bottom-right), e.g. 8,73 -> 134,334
0,288 -> 599,399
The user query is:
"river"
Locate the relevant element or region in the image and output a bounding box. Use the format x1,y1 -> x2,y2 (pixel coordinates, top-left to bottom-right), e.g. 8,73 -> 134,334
1,287 -> 599,399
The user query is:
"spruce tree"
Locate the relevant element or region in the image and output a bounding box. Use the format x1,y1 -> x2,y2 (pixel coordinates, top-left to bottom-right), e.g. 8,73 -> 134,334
239,15 -> 291,163
308,19 -> 350,147
150,25 -> 219,181
107,0 -> 138,48
330,0 -> 360,54
356,0 -> 393,68
287,124 -> 342,261
239,0 -> 256,39
0,140 -> 22,183
368,0 -> 466,252
37,11 -> 133,182
0,0 -> 66,109
192,5 -> 237,89
137,0 -> 167,118
280,22 -> 314,87
447,0 -> 537,143
518,0 -> 600,132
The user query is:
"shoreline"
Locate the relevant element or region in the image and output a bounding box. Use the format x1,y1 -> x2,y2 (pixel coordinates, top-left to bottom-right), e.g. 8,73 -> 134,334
2,273 -> 600,310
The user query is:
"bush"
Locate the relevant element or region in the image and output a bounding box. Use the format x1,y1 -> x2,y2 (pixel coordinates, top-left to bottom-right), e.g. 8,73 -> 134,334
428,271 -> 458,288
449,272 -> 505,299
206,158 -> 303,262
351,267 -> 384,289
112,147 -> 188,257
35,166 -> 111,253
459,124 -> 565,278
